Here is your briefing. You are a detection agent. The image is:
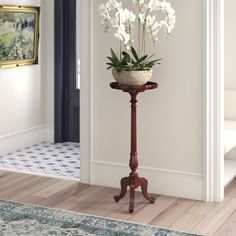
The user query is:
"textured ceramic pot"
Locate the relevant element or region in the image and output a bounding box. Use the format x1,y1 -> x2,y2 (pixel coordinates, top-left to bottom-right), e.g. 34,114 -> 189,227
112,69 -> 153,86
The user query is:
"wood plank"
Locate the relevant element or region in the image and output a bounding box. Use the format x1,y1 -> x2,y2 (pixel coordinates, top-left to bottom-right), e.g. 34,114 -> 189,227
191,197 -> 236,235
11,178 -> 60,201
54,185 -> 108,211
20,196 -> 45,205
38,183 -> 90,208
128,195 -> 177,224
187,201 -> 217,216
214,209 -> 236,236
225,180 -> 236,198
148,198 -> 196,228
0,172 -> 33,189
74,187 -> 131,217
0,175 -> 41,197
225,177 -> 236,196
33,179 -> 78,198
171,213 -> 204,232
71,186 -> 127,215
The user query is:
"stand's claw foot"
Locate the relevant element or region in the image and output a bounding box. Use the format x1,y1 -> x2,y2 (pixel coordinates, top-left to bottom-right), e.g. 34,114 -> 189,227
140,177 -> 156,204
114,195 -> 120,203
129,207 -> 134,213
113,177 -> 129,203
150,196 -> 155,204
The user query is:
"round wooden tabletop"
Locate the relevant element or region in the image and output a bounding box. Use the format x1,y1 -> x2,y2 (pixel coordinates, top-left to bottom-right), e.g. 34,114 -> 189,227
110,82 -> 158,93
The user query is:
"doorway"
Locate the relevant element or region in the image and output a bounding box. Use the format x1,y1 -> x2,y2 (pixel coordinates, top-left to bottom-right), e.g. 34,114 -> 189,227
0,0 -> 90,182
224,0 -> 236,189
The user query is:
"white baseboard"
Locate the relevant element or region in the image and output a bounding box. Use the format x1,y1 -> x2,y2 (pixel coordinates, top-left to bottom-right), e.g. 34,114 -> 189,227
0,125 -> 54,155
93,160 -> 203,200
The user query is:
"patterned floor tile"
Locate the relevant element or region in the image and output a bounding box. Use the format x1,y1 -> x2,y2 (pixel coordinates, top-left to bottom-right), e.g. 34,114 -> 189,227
0,142 -> 80,180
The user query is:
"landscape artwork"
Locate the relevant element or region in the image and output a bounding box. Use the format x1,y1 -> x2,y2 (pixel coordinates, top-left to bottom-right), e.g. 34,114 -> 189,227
0,6 -> 39,67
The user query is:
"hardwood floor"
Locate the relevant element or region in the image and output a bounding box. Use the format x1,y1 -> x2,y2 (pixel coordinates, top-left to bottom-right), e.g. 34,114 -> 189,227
1,170 -> 236,235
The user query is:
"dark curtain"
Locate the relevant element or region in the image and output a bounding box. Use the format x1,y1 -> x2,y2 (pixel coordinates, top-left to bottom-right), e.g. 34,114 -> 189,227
54,0 -> 78,143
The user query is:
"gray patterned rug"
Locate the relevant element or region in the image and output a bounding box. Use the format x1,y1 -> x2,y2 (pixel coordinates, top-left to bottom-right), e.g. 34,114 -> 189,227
0,200 -> 202,236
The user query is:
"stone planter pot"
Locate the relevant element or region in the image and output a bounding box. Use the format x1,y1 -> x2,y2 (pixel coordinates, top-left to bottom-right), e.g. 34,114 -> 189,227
112,69 -> 153,86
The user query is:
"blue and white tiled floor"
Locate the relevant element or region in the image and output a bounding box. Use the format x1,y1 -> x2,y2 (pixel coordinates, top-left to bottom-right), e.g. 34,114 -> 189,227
0,142 -> 80,180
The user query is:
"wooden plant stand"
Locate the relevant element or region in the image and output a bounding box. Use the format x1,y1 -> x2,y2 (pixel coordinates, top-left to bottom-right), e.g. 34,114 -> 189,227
110,81 -> 158,213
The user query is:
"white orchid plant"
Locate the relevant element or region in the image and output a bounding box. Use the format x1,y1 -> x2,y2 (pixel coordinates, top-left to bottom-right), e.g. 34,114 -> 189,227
99,0 -> 176,72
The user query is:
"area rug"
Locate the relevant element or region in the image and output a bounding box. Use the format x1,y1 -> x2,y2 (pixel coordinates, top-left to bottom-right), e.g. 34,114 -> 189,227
0,200 -> 201,236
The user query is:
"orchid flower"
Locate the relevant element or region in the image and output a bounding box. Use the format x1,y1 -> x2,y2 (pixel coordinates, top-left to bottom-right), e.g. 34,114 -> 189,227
99,0 -> 176,57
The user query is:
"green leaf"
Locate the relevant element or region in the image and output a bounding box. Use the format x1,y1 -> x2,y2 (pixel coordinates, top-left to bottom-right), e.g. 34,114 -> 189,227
122,51 -> 135,63
106,62 -> 115,66
138,55 -> 148,63
148,59 -> 162,64
145,54 -> 155,61
106,48 -> 162,71
145,61 -> 161,67
109,48 -> 121,67
120,54 -> 129,65
122,51 -> 130,57
107,56 -> 116,63
131,47 -> 139,61
110,48 -> 118,61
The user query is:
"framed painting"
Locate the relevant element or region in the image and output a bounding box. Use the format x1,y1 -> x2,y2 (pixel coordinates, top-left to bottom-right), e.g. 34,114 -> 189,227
0,6 -> 40,68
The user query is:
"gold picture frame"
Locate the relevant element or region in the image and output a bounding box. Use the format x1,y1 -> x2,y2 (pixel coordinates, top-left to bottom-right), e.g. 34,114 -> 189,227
0,5 -> 40,68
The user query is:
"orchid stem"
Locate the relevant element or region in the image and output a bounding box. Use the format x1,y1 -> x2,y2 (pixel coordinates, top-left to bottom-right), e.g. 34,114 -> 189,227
138,18 -> 141,57
119,40 -> 122,60
141,9 -> 150,56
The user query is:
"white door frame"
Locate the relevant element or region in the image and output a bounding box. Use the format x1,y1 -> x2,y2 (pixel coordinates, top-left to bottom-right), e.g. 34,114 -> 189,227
80,0 -> 94,184
204,0 -> 224,202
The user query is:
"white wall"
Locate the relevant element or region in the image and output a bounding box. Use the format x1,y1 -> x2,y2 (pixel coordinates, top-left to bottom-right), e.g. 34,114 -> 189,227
225,0 -> 236,90
0,0 -> 53,154
92,0 -> 203,200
